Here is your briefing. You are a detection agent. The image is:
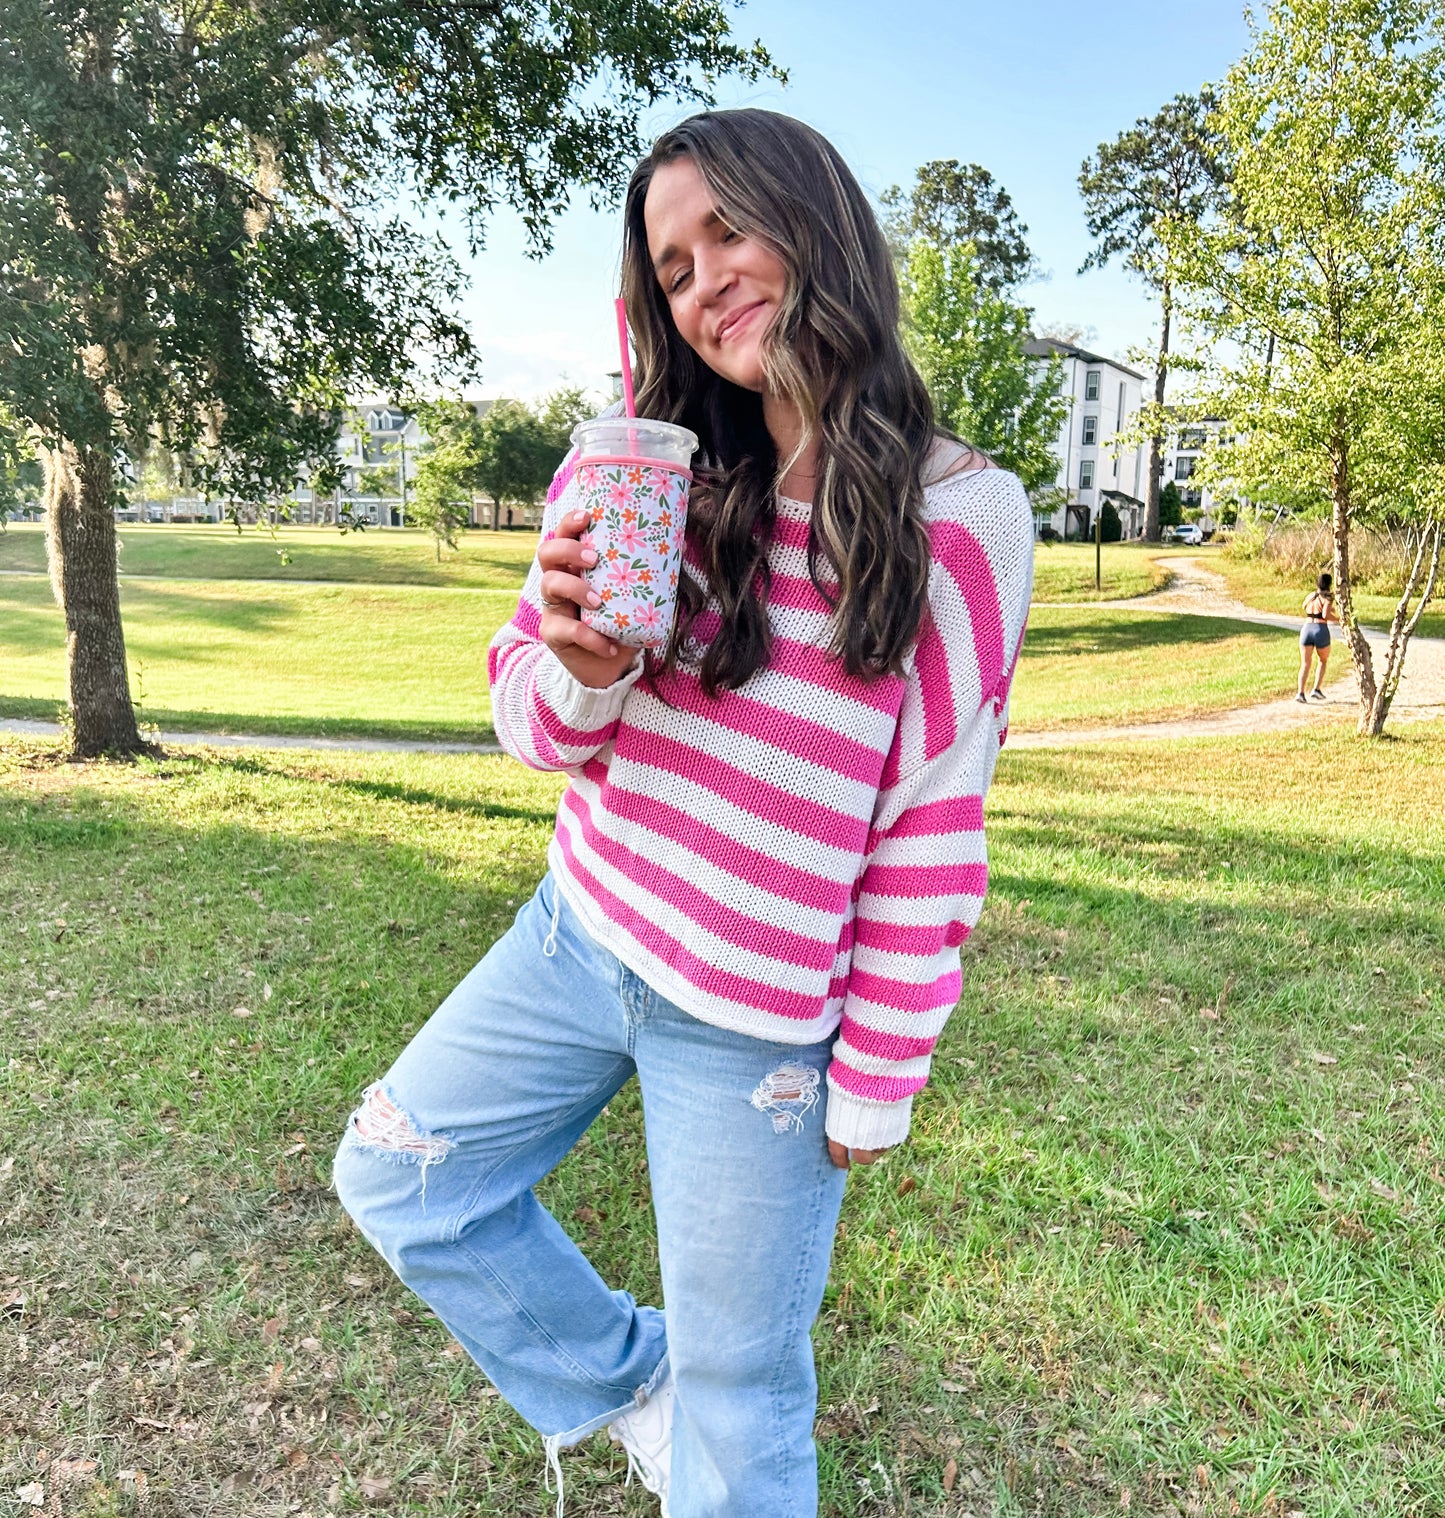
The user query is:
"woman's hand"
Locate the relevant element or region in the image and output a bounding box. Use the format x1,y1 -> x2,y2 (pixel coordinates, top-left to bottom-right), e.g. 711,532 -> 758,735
537,509 -> 640,689
828,1140 -> 891,1170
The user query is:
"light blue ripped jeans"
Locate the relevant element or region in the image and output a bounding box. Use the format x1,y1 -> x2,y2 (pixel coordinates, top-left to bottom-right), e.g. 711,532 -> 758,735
332,872 -> 847,1518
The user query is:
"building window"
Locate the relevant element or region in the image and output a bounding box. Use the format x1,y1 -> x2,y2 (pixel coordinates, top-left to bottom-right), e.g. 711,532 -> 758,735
1117,382 -> 1126,431
1079,459 -> 1095,490
1082,415 -> 1098,446
1085,370 -> 1101,401
1175,455 -> 1196,481
1180,428 -> 1206,450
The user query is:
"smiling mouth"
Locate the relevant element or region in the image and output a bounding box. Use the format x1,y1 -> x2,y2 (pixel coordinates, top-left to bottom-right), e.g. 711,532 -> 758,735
716,302 -> 765,344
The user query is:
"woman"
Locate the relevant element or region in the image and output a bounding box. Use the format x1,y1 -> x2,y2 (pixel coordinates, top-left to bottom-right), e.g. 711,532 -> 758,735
1297,571 -> 1335,702
333,109 -> 1034,1518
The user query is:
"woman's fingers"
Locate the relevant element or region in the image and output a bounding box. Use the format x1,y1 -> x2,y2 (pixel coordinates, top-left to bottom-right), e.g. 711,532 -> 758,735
551,508 -> 593,542
535,508 -> 638,682
827,1139 -> 890,1170
538,568 -> 601,615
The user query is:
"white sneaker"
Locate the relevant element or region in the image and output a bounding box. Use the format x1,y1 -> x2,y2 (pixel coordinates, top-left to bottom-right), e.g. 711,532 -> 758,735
608,1366 -> 675,1515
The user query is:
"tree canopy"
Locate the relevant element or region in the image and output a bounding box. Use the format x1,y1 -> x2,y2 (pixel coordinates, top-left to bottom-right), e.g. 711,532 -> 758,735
1079,90 -> 1227,541
882,161 -> 1036,291
900,240 -> 1067,495
0,0 -> 779,753
1162,0 -> 1445,734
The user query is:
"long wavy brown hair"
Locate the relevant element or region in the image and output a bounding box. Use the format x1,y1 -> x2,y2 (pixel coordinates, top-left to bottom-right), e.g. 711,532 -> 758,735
620,109 -> 937,694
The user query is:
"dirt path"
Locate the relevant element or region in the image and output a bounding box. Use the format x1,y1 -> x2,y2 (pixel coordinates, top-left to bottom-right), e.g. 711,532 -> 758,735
4,556 -> 1442,753
1011,556 -> 1445,748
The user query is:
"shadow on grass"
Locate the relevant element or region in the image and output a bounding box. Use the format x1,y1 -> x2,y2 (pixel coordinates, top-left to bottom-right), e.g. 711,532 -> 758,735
1021,610 -> 1292,658
214,753 -> 556,826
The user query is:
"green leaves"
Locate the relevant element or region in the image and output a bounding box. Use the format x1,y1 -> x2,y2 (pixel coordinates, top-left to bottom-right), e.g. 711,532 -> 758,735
1161,0 -> 1445,730
900,240 -> 1068,495
1078,90 -> 1227,288
881,162 -> 1036,292
0,0 -> 780,484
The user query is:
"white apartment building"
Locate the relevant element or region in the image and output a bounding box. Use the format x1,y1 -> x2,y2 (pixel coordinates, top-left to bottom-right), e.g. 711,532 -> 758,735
1161,416 -> 1241,529
119,397 -> 492,526
1024,338 -> 1150,540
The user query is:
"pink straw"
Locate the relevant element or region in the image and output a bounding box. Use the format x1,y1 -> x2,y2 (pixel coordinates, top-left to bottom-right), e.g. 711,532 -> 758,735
615,296 -> 637,419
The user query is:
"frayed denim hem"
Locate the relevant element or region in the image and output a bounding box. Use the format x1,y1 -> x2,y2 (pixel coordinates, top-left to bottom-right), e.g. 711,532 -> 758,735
540,1352 -> 671,1518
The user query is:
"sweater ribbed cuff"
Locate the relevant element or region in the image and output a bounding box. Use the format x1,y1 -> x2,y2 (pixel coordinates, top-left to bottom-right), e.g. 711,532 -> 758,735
535,652 -> 644,731
824,1079 -> 915,1151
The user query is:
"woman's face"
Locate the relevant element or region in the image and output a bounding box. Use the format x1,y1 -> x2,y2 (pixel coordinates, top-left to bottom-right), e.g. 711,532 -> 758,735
643,156 -> 788,394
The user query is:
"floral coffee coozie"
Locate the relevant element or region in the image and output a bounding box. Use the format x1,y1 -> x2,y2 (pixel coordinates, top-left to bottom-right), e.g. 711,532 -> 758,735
570,417 -> 698,650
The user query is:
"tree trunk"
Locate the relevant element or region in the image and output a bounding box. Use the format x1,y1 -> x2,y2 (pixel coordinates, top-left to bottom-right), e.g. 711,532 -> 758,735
1143,283 -> 1171,543
45,443 -> 147,757
1325,428 -> 1379,736
1368,519 -> 1443,736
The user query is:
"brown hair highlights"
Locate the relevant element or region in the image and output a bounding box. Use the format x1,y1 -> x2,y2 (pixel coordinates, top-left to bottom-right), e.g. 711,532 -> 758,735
620,109 -> 936,694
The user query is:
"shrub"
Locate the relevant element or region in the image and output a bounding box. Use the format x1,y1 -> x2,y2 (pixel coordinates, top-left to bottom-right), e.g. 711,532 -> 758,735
1226,519 -> 1423,595
1098,498 -> 1123,543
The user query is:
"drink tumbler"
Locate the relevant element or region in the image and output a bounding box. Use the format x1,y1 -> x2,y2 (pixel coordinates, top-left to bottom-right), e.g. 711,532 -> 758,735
569,417 -> 698,649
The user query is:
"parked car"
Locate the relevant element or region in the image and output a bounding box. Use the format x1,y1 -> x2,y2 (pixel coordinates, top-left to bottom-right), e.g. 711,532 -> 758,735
1165,524 -> 1206,545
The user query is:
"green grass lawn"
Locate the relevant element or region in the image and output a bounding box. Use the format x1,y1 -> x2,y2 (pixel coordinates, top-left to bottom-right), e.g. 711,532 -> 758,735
3,724 -> 1443,1515
1,522 -> 1172,604
1004,607 -> 1341,730
1210,551 -> 1445,642
1028,542 -> 1171,603
1,556 -> 1327,743
0,576 -> 512,742
0,521 -> 539,588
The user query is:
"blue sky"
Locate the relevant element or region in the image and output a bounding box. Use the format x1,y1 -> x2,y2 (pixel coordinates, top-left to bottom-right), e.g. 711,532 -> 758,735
440,0 -> 1254,402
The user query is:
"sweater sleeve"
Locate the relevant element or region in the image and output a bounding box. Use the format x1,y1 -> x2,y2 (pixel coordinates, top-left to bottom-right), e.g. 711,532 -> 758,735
487,450 -> 645,772
825,469 -> 1035,1150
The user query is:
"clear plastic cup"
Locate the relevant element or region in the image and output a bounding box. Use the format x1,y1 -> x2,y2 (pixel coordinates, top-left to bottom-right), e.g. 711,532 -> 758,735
570,417 -> 698,649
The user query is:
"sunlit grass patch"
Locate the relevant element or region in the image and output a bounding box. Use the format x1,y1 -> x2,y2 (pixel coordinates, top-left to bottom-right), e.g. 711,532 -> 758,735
1212,550 -> 1445,641
0,521 -> 539,588
1028,543 -> 1171,603
0,577 -> 511,743
1010,608 -> 1344,730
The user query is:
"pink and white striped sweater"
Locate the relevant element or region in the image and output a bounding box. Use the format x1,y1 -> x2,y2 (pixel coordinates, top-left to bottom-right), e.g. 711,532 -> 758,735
488,457 -> 1034,1150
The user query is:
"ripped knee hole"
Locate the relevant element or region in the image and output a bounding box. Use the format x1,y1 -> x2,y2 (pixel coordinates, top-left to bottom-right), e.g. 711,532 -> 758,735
349,1083 -> 455,1163
750,1063 -> 821,1134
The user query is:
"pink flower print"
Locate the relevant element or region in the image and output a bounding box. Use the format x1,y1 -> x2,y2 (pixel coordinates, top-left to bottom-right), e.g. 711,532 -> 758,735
634,603 -> 662,634
608,480 -> 634,509
615,522 -> 645,555
579,531 -> 595,554
647,467 -> 670,494
579,464 -> 599,491
607,561 -> 640,592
